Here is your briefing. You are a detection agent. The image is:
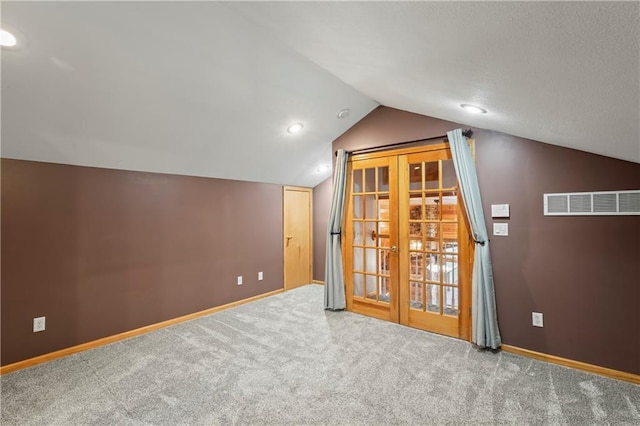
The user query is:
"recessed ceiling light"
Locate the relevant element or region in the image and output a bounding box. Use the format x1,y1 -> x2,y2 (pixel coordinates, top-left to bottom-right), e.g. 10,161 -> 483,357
337,109 -> 350,119
1,29 -> 17,47
460,104 -> 487,114
317,164 -> 330,173
287,122 -> 303,134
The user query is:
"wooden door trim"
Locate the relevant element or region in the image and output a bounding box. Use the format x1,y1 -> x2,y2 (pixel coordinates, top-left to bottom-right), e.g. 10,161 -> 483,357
351,140 -> 475,162
387,158 -> 400,323
351,142 -> 450,161
283,186 -> 313,291
344,163 -> 354,312
352,298 -> 393,322
398,154 -> 410,326
457,190 -> 473,341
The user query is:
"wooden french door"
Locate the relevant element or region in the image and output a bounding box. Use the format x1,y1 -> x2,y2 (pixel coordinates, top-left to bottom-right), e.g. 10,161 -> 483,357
345,144 -> 471,340
344,156 -> 399,322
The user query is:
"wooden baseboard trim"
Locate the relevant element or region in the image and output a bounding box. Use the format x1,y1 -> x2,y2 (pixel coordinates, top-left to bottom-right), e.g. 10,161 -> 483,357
311,280 -> 325,285
501,344 -> 639,385
0,288 -> 284,375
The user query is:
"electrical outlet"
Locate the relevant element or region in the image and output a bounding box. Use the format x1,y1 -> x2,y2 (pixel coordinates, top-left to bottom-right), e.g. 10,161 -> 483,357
237,276 -> 243,286
532,312 -> 544,327
258,272 -> 263,281
33,316 -> 46,332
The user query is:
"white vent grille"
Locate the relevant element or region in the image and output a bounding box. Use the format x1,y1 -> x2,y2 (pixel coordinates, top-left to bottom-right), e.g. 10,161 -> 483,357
569,194 -> 591,213
619,192 -> 640,213
544,190 -> 640,216
593,193 -> 617,213
546,195 -> 568,214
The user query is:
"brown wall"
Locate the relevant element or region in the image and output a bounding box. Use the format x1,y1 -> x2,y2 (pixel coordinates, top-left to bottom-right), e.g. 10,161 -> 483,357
1,159 -> 284,366
326,106 -> 640,374
312,177 -> 332,282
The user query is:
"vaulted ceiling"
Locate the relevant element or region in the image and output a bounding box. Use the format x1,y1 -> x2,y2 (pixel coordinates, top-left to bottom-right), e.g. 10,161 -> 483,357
2,2 -> 638,187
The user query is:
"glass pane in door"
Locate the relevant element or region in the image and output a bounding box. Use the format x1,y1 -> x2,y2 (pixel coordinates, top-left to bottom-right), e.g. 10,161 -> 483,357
410,281 -> 423,309
353,247 -> 364,272
442,160 -> 456,189
365,275 -> 377,299
364,195 -> 377,219
350,163 -> 391,304
379,276 -> 391,302
443,286 -> 459,316
364,222 -> 376,246
379,247 -> 390,275
409,163 -> 422,190
353,169 -> 363,193
425,254 -> 440,282
426,284 -> 440,313
353,222 -> 364,245
354,273 -> 364,297
443,255 -> 458,285
404,156 -> 460,319
353,196 -> 363,219
425,162 -> 439,189
378,167 -> 389,192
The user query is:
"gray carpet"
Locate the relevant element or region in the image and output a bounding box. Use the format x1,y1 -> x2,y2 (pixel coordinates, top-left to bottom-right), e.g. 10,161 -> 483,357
1,284 -> 638,425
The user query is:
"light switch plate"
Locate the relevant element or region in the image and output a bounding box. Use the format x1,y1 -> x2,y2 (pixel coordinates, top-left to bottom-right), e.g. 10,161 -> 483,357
491,204 -> 510,218
493,222 -> 509,236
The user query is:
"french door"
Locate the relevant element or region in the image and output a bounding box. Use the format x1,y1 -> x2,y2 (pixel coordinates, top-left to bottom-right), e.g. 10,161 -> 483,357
345,144 -> 472,340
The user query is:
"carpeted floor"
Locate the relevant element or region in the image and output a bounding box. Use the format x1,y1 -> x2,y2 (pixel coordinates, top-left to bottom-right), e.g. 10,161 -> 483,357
1,284 -> 639,425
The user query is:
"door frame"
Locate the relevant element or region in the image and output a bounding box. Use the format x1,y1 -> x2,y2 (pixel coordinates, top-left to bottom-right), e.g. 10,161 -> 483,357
283,186 -> 313,290
343,142 -> 474,341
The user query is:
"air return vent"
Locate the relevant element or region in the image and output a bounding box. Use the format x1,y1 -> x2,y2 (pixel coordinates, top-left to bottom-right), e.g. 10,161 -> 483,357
544,190 -> 640,216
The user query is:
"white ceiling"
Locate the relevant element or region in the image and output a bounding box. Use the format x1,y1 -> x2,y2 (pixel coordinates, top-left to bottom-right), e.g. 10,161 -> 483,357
0,1 -> 377,187
2,2 -> 638,188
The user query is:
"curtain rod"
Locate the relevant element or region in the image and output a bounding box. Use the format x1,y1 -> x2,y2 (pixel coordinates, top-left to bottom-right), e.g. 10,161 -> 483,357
336,129 -> 473,156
